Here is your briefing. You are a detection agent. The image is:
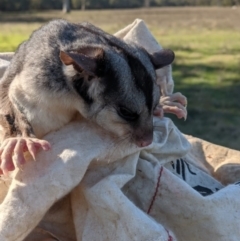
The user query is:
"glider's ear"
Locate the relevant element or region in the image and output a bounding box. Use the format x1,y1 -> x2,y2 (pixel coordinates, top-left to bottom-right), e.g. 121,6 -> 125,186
60,47 -> 104,76
149,49 -> 175,69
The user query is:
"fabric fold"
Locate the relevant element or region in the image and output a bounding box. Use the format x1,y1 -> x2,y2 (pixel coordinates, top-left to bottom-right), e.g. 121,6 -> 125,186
1,19 -> 240,241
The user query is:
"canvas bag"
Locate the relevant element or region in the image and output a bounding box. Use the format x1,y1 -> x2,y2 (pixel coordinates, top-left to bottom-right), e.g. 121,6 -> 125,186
0,19 -> 240,241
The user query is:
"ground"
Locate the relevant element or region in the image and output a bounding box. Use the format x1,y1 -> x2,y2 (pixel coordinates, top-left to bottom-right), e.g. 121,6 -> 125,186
1,7 -> 240,150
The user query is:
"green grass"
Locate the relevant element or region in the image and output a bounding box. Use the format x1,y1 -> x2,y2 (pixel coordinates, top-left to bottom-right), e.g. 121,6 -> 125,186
1,7 -> 240,150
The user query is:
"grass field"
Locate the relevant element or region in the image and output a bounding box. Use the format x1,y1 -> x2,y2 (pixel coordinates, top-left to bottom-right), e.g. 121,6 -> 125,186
1,7 -> 240,150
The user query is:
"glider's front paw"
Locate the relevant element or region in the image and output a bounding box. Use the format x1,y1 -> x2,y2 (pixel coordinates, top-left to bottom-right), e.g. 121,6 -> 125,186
160,92 -> 187,120
0,137 -> 51,175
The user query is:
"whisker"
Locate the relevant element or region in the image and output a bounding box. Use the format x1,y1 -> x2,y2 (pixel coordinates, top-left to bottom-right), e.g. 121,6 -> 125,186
106,133 -> 133,161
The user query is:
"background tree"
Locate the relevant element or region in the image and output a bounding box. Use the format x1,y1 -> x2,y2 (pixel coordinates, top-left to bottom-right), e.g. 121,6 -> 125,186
144,0 -> 151,7
81,0 -> 86,10
62,0 -> 70,13
0,0 -> 238,11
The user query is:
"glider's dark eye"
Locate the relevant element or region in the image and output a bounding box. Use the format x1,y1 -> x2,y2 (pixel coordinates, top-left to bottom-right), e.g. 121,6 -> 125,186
117,106 -> 139,121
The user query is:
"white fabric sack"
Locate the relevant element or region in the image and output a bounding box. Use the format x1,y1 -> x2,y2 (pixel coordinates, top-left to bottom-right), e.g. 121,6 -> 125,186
115,19 -> 174,95
0,19 -> 240,241
0,117 -> 185,241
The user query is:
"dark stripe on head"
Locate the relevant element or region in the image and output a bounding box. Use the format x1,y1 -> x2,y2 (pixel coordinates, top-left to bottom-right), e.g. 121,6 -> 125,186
102,64 -> 120,98
78,23 -> 155,112
125,54 -> 154,112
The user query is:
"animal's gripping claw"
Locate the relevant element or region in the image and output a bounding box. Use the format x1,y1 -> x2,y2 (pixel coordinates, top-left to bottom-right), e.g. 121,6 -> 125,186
157,76 -> 187,120
0,137 -> 51,176
160,92 -> 187,120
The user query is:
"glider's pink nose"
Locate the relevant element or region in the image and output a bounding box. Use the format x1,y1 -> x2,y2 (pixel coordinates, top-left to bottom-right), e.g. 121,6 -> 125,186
136,139 -> 152,147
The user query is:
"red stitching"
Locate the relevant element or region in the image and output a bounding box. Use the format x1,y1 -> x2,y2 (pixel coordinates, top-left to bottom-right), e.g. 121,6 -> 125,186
165,229 -> 173,241
147,166 -> 163,214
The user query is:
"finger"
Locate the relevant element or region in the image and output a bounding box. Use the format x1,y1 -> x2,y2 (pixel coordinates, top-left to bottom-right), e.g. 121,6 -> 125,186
0,140 -> 11,166
168,92 -> 187,106
26,139 -> 37,161
162,100 -> 186,110
163,105 -> 187,120
0,139 -> 10,156
163,105 -> 185,118
160,93 -> 187,107
1,140 -> 17,175
0,169 -> 3,175
13,139 -> 26,168
2,157 -> 15,175
33,139 -> 51,151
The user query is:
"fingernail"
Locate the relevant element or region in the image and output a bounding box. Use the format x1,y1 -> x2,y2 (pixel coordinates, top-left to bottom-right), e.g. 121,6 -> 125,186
44,145 -> 51,151
30,152 -> 36,161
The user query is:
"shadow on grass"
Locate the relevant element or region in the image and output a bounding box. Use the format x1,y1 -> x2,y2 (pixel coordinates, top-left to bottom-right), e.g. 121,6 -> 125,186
170,61 -> 240,151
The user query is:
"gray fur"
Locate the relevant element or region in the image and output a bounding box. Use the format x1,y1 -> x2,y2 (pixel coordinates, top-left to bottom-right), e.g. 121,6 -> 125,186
0,19 -> 174,147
